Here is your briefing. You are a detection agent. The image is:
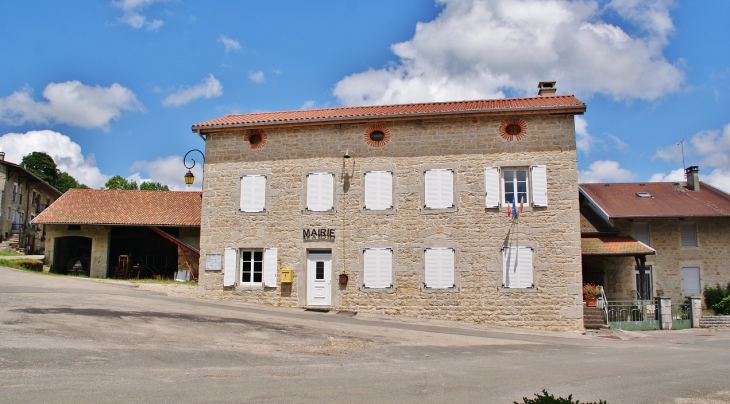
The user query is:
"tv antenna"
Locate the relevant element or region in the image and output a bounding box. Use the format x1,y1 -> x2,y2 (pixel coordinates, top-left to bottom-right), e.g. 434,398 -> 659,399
677,135 -> 686,178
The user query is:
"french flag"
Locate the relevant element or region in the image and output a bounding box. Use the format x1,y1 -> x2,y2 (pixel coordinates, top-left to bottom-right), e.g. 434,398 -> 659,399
512,198 -> 518,218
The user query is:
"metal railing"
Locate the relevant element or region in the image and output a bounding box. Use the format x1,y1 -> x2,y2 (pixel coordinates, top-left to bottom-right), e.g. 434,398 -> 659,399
600,286 -> 608,323
605,298 -> 659,331
672,300 -> 692,330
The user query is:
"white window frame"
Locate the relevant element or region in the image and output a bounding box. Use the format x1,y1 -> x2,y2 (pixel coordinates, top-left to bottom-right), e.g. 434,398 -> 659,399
239,248 -> 278,287
306,172 -> 335,212
424,247 -> 455,289
488,165 -> 548,208
681,265 -> 701,295
680,222 -> 697,248
363,248 -> 393,289
424,168 -> 454,210
501,168 -> 530,206
239,174 -> 267,213
363,171 -> 393,211
502,246 -> 534,289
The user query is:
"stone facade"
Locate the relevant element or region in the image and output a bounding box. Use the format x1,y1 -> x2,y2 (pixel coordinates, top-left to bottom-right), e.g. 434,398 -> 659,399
197,112 -> 585,331
45,224 -> 111,277
608,217 -> 730,304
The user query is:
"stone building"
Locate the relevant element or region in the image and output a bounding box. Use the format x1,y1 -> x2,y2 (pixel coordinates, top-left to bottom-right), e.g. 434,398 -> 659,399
32,189 -> 201,279
0,153 -> 62,253
192,82 -> 587,331
580,166 -> 730,304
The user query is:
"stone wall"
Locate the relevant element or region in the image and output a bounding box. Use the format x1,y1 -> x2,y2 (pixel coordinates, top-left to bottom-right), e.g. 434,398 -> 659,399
612,217 -> 730,304
198,113 -> 584,331
45,224 -> 111,278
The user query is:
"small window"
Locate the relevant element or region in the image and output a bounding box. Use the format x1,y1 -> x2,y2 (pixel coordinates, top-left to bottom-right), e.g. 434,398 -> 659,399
424,169 -> 454,209
633,222 -> 650,246
680,222 -> 697,247
424,247 -> 455,289
240,250 -> 263,284
240,175 -> 266,212
363,248 -> 393,288
502,169 -> 529,205
636,192 -> 652,198
364,171 -> 393,211
306,172 -> 334,212
502,246 -> 533,288
682,266 -> 701,295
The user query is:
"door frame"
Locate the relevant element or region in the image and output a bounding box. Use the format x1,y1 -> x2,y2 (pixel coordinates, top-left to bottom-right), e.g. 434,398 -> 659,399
306,250 -> 332,306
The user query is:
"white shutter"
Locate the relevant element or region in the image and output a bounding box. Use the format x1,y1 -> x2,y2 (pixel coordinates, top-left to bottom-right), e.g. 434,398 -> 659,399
633,222 -> 650,246
378,248 -> 393,288
263,248 -> 278,287
223,248 -> 237,287
531,165 -> 547,207
307,173 -> 334,211
502,248 -> 513,288
240,175 -> 266,212
484,167 -> 500,208
425,248 -> 453,289
363,249 -> 378,288
680,223 -> 697,247
682,266 -> 701,294
364,171 -> 393,210
503,246 -> 534,288
424,169 -> 453,209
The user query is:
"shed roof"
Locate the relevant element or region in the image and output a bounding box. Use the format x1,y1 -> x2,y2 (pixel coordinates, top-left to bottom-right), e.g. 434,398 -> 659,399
581,236 -> 655,257
192,94 -> 585,131
32,189 -> 201,227
579,182 -> 730,219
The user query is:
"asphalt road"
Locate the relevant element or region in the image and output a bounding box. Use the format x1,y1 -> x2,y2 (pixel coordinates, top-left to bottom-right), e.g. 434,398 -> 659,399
1,266 -> 729,404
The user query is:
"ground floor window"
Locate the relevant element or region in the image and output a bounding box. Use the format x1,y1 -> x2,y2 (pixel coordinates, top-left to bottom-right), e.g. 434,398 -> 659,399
681,266 -> 701,295
363,248 -> 393,288
634,266 -> 653,299
424,247 -> 454,289
502,246 -> 533,288
241,250 -> 263,284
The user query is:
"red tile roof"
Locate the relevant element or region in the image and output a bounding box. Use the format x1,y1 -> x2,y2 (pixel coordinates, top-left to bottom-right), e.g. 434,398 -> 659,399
580,182 -> 730,218
32,189 -> 201,226
581,236 -> 655,256
192,95 -> 586,130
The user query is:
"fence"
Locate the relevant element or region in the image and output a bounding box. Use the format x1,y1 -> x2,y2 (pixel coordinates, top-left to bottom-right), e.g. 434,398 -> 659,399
606,299 -> 660,331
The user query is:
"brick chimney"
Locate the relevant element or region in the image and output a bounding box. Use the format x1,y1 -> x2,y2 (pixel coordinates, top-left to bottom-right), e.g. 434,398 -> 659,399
685,166 -> 700,191
538,81 -> 557,96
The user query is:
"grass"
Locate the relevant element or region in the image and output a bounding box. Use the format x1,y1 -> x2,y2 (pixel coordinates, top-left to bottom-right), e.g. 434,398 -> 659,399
0,258 -> 45,272
0,251 -> 24,256
125,277 -> 196,284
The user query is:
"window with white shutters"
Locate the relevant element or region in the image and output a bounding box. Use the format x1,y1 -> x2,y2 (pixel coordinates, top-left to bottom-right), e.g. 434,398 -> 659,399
223,248 -> 237,287
484,167 -> 500,208
363,248 -> 393,288
306,172 -> 334,212
424,247 -> 455,289
680,222 -> 697,247
240,175 -> 267,212
502,246 -> 534,288
364,171 -> 393,211
502,169 -> 529,206
633,222 -> 650,246
424,169 -> 454,209
239,248 -> 277,287
682,266 -> 701,295
530,165 -> 547,207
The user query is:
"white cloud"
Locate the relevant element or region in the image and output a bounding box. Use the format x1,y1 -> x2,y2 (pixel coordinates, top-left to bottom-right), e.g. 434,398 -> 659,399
248,71 -> 265,83
690,124 -> 730,169
0,130 -> 108,188
0,81 -> 143,131
129,155 -> 203,191
575,116 -> 597,154
300,100 -> 317,110
218,35 -> 241,52
648,167 -> 684,182
605,133 -> 629,153
162,75 -> 223,107
113,0 -> 164,30
333,0 -> 684,106
703,168 -> 730,194
579,160 -> 636,183
653,142 -> 683,162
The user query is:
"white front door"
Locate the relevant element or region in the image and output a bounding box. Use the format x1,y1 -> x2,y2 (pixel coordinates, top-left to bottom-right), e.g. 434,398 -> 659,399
307,251 -> 332,306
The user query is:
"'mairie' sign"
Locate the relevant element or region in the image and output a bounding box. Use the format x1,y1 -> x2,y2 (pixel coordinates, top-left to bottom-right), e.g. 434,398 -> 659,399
303,228 -> 335,241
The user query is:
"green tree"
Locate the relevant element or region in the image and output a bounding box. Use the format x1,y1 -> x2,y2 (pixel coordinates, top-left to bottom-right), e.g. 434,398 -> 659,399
140,181 -> 169,191
104,175 -> 138,190
21,152 -> 59,185
55,172 -> 89,193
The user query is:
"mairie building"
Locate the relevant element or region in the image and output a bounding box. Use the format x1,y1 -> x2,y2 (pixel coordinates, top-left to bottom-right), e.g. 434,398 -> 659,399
192,82 -> 587,331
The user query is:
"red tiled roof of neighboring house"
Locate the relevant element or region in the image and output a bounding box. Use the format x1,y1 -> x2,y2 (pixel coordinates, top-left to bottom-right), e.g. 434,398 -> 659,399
191,95 -> 586,130
580,182 -> 730,219
581,236 -> 655,256
32,189 -> 201,226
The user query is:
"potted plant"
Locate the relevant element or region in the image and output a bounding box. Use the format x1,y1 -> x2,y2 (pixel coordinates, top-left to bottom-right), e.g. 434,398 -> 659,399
583,284 -> 601,307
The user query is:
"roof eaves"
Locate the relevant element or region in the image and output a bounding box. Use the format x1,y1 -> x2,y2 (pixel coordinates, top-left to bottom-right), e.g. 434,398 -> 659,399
579,187 -> 611,221
192,104 -> 586,132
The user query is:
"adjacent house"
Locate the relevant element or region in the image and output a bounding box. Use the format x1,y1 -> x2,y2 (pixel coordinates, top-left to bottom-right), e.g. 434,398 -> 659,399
191,82 -> 588,331
580,166 -> 730,305
0,152 -> 62,253
32,189 -> 201,279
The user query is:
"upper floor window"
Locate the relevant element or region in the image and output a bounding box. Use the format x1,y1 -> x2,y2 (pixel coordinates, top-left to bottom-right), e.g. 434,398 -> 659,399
363,171 -> 393,211
239,175 -> 266,212
633,222 -> 650,246
306,172 -> 334,212
484,166 -> 547,208
424,169 -> 454,210
680,222 -> 697,247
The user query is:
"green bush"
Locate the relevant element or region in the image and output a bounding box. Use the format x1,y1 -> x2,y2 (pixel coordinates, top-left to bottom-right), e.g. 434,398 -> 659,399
704,283 -> 730,310
516,390 -> 607,404
714,295 -> 730,316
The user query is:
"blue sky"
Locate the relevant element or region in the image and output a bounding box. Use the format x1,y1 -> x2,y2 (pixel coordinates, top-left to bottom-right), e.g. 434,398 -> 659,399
1,0 -> 729,192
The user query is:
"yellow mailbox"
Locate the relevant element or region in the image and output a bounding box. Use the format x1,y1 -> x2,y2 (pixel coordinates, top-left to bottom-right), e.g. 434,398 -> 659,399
280,268 -> 293,283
